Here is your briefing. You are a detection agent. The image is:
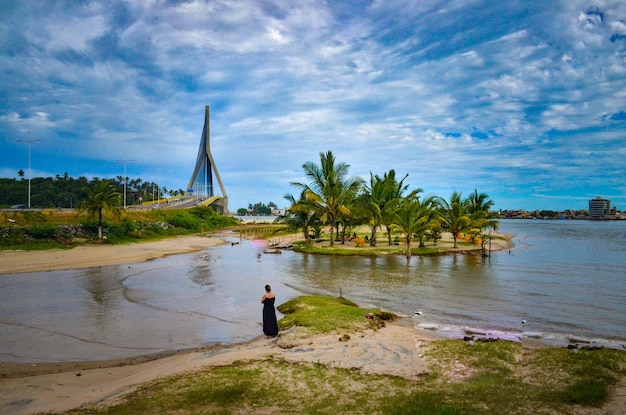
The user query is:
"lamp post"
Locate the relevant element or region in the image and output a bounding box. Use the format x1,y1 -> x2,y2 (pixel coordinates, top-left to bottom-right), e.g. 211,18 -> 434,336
116,159 -> 134,208
153,170 -> 173,208
17,132 -> 42,208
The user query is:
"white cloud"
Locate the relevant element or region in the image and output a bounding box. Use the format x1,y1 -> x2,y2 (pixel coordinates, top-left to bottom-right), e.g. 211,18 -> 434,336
0,0 -> 625,211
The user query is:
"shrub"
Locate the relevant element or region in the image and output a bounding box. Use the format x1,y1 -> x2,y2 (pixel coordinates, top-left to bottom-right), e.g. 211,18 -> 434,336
25,224 -> 57,239
167,212 -> 200,230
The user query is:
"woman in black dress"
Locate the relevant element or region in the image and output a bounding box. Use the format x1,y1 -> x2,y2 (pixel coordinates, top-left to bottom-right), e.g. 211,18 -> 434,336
261,284 -> 279,337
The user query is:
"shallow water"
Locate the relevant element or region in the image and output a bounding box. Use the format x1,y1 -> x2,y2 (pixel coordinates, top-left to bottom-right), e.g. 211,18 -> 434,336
0,219 -> 624,363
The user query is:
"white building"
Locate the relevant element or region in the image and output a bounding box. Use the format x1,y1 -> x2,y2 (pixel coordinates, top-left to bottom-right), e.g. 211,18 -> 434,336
588,196 -> 611,219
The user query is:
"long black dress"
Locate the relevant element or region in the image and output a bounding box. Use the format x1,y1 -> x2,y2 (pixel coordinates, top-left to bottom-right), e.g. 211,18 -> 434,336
262,297 -> 279,336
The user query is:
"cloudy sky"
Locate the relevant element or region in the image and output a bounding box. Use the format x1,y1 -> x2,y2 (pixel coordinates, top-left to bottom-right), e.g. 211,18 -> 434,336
1,0 -> 625,212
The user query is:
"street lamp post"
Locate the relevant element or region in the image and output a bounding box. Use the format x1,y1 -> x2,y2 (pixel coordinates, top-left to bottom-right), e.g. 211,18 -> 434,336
17,132 -> 42,208
116,159 -> 135,208
153,170 -> 173,208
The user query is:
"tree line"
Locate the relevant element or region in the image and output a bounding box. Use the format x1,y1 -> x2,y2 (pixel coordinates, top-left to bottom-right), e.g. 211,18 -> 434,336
0,173 -> 185,209
281,150 -> 499,258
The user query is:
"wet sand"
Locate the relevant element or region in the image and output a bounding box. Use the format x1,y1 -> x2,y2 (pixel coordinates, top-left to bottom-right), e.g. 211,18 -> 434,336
0,235 -> 226,275
0,319 -> 443,415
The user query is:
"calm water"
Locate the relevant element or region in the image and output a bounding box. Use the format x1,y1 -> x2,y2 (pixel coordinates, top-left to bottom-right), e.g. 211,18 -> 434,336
0,220 -> 624,363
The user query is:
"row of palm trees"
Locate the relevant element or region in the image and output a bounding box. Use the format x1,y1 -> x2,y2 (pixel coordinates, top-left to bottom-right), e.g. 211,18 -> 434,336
282,151 -> 499,258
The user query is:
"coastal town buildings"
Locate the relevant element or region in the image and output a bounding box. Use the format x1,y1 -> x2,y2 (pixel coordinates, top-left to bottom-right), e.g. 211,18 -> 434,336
588,196 -> 612,220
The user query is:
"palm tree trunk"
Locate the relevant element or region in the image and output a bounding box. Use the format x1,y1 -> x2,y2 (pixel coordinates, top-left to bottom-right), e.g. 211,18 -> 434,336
369,227 -> 377,246
405,236 -> 411,258
98,208 -> 103,239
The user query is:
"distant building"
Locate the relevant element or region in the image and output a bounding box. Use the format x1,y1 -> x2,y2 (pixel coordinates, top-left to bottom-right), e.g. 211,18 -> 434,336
588,196 -> 611,219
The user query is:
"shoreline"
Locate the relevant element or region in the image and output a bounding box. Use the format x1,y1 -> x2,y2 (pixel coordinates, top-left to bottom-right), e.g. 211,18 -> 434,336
1,318 -> 625,415
0,235 -> 226,275
0,230 -> 515,275
0,318 -> 444,414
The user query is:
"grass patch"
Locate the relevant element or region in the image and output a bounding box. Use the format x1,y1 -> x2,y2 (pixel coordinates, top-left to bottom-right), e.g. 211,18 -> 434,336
61,344 -> 626,415
277,295 -> 394,334
293,243 -> 450,257
422,339 -> 626,413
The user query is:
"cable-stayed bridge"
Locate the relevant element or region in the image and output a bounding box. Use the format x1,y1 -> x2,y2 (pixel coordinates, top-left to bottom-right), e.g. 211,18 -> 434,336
185,105 -> 228,214
141,106 -> 228,213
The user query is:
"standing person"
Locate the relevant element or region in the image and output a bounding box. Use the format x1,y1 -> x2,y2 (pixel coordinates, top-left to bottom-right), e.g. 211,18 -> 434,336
261,284 -> 279,337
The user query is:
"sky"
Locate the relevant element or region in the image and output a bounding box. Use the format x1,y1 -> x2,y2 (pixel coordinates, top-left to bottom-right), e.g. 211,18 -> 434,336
1,0 -> 625,212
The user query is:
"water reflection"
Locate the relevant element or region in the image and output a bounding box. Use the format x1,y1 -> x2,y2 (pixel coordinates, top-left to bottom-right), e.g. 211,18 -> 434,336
80,267 -> 122,332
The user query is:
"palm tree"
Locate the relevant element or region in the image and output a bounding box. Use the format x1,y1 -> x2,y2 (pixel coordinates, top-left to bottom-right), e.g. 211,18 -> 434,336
380,171 -> 417,246
413,195 -> 439,248
470,210 -> 500,257
390,197 -> 433,258
281,191 -> 319,246
467,189 -> 495,214
357,172 -> 387,246
437,191 -> 471,248
291,151 -> 364,246
466,190 -> 498,256
337,190 -> 363,244
78,179 -> 122,239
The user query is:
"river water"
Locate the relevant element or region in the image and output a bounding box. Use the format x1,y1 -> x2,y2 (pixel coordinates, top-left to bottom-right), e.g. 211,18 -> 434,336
0,219 -> 624,363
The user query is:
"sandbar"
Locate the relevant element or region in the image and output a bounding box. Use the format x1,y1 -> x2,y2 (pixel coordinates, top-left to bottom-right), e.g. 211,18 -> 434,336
0,235 -> 226,275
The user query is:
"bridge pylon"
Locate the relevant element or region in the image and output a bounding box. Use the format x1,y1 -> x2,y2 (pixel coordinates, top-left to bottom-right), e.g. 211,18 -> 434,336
185,105 -> 228,214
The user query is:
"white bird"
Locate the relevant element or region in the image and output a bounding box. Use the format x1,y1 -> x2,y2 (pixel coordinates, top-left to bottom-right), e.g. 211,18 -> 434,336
414,310 -> 422,316
521,320 -> 526,324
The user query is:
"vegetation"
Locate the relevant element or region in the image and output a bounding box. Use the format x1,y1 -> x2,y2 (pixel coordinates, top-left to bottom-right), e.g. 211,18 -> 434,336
279,191 -> 321,246
0,174 -> 185,210
77,179 -> 122,239
281,150 -> 499,257
0,206 -> 238,250
277,295 -> 393,334
290,151 -> 365,247
236,201 -> 279,215
58,296 -> 626,415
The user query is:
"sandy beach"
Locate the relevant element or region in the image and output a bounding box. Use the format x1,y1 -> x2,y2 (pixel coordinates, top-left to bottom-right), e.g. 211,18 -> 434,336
1,234 -> 624,415
0,235 -> 226,275
2,318 -> 624,415
0,318 -> 445,415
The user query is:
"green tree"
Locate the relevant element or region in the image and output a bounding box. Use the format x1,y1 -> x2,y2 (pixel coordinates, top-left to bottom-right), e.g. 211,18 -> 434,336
391,197 -> 434,258
467,189 -> 495,214
380,171 -> 416,246
337,187 -> 363,244
291,151 -> 363,246
281,191 -> 320,247
358,172 -> 387,246
78,179 -> 122,239
437,191 -> 471,248
466,189 -> 498,257
413,195 -> 439,248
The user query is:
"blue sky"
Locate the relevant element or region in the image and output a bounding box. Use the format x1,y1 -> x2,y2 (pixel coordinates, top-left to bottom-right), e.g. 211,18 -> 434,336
1,1 -> 625,212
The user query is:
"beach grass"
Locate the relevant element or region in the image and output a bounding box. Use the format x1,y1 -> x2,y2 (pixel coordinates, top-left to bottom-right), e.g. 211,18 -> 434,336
64,346 -> 625,415
57,296 -> 625,415
277,295 -> 394,334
